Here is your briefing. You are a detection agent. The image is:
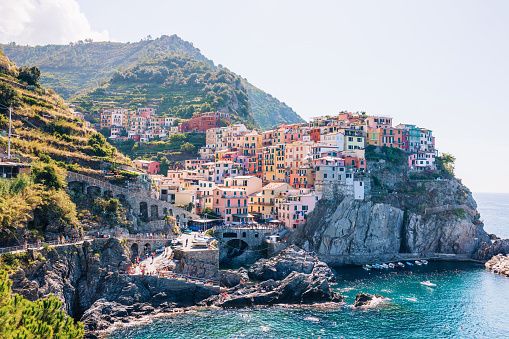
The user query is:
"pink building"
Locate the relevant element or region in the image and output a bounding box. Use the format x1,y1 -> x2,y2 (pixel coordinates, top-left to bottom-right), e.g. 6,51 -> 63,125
276,192 -> 321,229
133,160 -> 160,175
212,188 -> 251,224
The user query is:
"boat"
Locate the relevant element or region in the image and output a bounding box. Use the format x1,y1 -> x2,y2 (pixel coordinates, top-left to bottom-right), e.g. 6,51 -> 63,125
388,263 -> 395,268
397,262 -> 405,268
373,264 -> 382,270
421,281 -> 436,287
381,263 -> 389,269
192,237 -> 209,246
421,259 -> 429,265
415,260 -> 423,265
362,265 -> 371,271
406,261 -> 414,266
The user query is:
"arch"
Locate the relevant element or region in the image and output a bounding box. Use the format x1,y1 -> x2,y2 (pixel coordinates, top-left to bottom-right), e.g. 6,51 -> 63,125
224,239 -> 249,261
144,243 -> 151,256
242,232 -> 247,238
140,202 -> 148,221
169,209 -> 173,216
150,204 -> 159,220
87,186 -> 101,197
130,243 -> 139,261
68,181 -> 84,194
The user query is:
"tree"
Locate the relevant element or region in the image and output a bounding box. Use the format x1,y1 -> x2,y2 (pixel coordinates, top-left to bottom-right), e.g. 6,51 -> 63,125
32,162 -> 65,190
180,142 -> 195,154
0,270 -> 84,338
17,66 -> 41,86
437,153 -> 456,178
0,82 -> 20,107
200,102 -> 211,113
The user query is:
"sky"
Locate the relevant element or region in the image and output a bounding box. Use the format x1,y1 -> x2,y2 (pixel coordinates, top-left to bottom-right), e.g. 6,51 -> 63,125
1,0 -> 509,193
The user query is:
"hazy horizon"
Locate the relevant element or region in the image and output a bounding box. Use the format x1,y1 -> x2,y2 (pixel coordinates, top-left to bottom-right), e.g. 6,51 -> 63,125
1,0 -> 509,193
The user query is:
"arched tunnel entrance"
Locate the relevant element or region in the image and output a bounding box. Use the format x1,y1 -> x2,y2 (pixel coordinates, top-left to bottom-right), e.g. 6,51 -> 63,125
140,202 -> 148,221
144,243 -> 151,256
223,239 -> 249,264
130,243 -> 138,261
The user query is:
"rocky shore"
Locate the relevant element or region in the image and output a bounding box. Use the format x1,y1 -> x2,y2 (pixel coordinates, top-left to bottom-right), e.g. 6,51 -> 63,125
8,242 -> 347,337
485,254 -> 509,278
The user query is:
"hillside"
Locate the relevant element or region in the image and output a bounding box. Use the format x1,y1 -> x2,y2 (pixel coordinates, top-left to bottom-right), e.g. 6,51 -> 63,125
1,35 -> 304,130
72,53 -> 258,128
242,80 -> 305,129
0,49 -> 133,245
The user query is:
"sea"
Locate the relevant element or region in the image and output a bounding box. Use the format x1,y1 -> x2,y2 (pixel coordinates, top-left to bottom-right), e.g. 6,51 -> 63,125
110,193 -> 509,339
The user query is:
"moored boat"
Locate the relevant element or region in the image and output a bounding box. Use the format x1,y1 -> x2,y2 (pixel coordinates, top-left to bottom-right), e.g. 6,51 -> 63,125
388,263 -> 395,268
397,262 -> 405,268
381,263 -> 389,269
415,260 -> 423,265
363,265 -> 371,271
406,261 -> 414,266
422,259 -> 429,265
420,280 -> 436,287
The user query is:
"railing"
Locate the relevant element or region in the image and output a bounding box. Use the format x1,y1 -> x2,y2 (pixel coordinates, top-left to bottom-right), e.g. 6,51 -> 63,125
0,238 -> 86,255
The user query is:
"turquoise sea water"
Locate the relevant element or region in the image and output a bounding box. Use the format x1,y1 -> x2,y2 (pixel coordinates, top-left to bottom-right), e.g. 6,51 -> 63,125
111,193 -> 509,339
111,262 -> 509,339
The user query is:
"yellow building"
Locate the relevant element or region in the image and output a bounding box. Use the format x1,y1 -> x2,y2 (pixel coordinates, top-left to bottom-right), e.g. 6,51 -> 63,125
366,130 -> 380,146
249,182 -> 295,220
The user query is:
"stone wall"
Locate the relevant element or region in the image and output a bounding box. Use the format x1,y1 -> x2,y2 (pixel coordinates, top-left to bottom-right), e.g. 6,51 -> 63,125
173,248 -> 219,279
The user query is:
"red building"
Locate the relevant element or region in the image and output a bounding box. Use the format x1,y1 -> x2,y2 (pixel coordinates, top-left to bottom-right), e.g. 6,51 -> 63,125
178,112 -> 230,133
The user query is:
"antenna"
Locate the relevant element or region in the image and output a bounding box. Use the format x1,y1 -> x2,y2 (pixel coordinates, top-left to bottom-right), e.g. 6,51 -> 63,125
8,107 -> 11,159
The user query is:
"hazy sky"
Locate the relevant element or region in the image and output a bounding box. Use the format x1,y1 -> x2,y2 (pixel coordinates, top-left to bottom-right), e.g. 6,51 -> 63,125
1,0 -> 509,193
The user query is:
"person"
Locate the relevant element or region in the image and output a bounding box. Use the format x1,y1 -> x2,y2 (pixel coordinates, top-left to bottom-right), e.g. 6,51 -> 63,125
186,239 -> 188,247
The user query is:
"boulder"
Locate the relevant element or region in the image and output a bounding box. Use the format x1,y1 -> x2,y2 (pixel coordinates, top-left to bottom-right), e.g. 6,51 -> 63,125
201,271 -> 343,308
353,293 -> 387,308
248,245 -> 334,282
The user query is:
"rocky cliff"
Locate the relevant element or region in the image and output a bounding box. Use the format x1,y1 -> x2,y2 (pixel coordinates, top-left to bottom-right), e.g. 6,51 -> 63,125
9,239 -> 215,336
293,160 -> 490,265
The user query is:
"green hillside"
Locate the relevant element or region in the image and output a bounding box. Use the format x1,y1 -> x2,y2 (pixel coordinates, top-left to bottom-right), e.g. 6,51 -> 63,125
0,35 -> 212,99
1,35 -> 304,130
72,53 -> 257,128
243,80 -> 305,129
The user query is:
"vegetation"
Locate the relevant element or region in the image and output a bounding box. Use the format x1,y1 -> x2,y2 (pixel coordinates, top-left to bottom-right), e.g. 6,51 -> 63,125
0,163 -> 78,243
113,131 -> 205,160
1,35 -> 304,130
0,270 -> 84,338
366,145 -> 407,165
436,153 -> 456,179
0,50 -> 130,176
242,80 -> 304,130
72,53 -> 257,128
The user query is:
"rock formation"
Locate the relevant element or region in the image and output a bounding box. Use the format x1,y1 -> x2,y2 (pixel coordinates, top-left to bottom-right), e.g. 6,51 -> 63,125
476,239 -> 509,261
485,254 -> 509,278
248,245 -> 334,282
352,293 -> 388,308
293,167 -> 490,265
9,239 -> 216,336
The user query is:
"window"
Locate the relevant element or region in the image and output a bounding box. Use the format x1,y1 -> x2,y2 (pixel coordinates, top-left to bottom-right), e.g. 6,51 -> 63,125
324,173 -> 327,178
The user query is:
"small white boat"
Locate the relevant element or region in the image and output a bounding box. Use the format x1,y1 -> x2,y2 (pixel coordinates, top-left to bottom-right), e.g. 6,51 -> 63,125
415,260 -> 423,266
192,237 -> 209,246
388,263 -> 395,268
421,260 -> 428,265
363,265 -> 371,271
421,281 -> 436,287
397,262 -> 405,268
381,263 -> 389,269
